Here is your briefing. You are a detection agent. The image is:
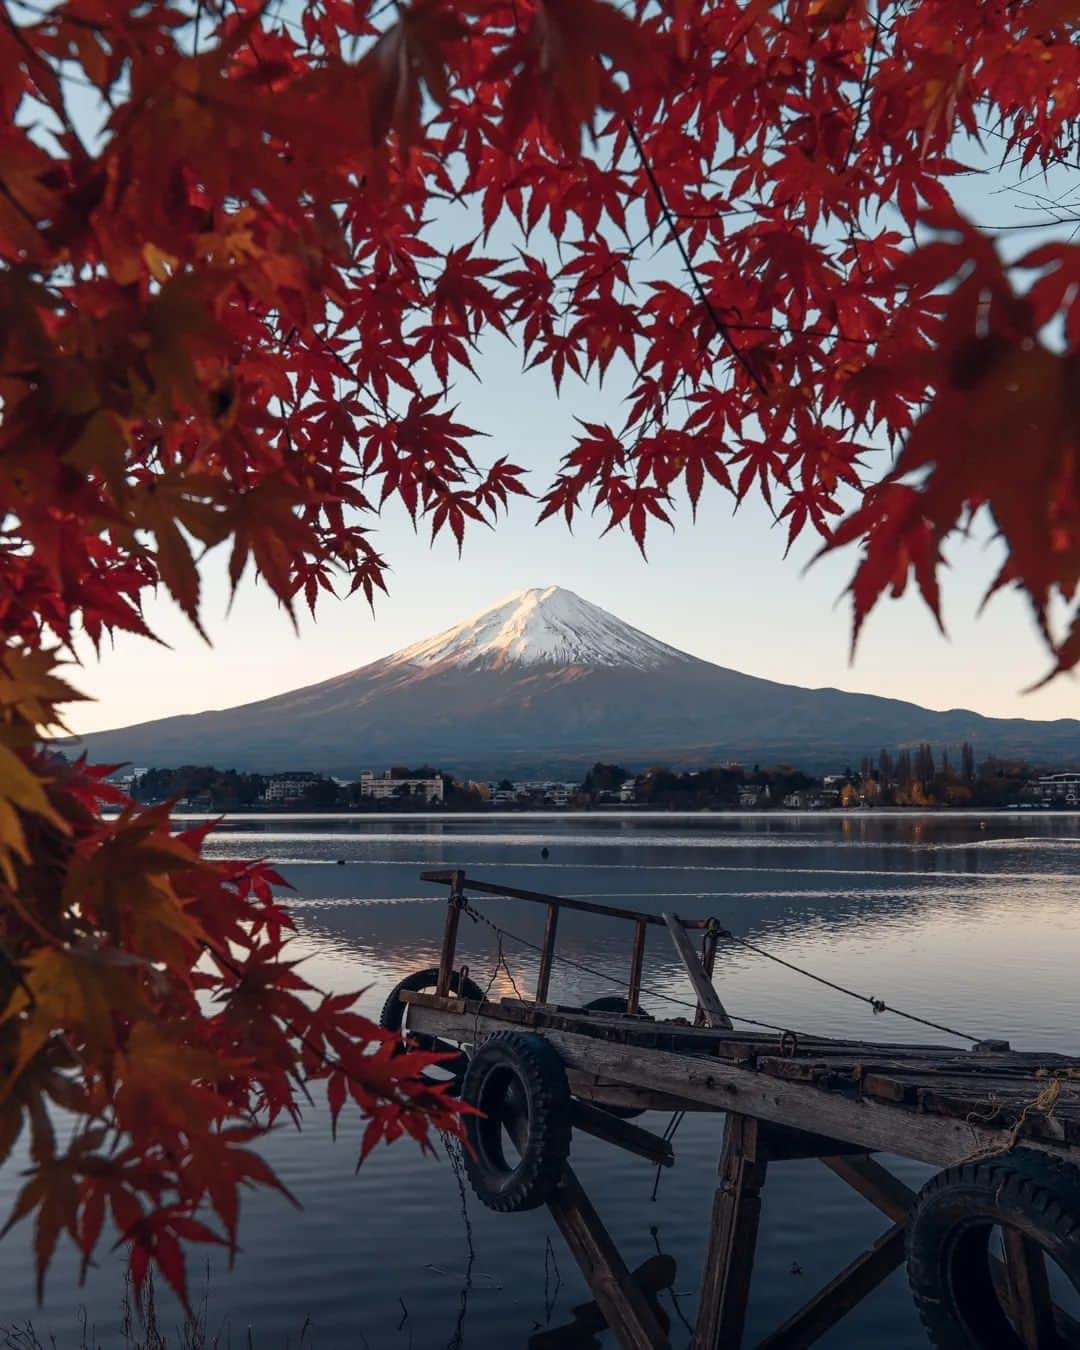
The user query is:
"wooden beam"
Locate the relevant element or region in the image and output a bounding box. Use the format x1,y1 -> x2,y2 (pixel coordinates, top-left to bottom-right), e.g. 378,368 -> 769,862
547,1164 -> 672,1350
757,1124 -> 869,1163
1003,1230 -> 1056,1349
405,1001 -> 1072,1167
502,1110 -> 671,1350
821,1155 -> 915,1223
435,871 -> 465,997
663,912 -> 733,1030
528,1254 -> 674,1349
756,1224 -> 906,1350
627,919 -> 647,1016
567,1069 -> 708,1113
570,1099 -> 675,1168
535,902 -> 559,1004
420,870 -> 710,930
693,1114 -> 767,1350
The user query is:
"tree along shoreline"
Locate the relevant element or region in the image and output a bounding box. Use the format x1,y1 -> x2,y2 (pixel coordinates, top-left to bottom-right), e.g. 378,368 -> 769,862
113,749 -> 1061,815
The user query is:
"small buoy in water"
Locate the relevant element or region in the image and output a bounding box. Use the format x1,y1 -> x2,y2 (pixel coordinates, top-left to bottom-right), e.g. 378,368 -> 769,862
540,846 -> 549,859
337,858 -> 346,865
980,821 -> 987,830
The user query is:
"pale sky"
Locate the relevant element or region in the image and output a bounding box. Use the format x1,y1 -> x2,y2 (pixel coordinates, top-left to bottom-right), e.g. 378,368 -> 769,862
56,86 -> 1080,738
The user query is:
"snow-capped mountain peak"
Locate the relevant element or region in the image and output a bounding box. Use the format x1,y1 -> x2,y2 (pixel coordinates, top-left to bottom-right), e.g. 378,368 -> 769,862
389,586 -> 691,671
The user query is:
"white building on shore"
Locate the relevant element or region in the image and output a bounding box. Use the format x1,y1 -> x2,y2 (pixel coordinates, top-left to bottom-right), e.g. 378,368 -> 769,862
359,770 -> 444,804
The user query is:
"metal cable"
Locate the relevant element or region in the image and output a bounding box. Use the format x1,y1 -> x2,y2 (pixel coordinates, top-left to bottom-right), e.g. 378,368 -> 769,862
461,899 -> 981,1046
716,927 -> 980,1044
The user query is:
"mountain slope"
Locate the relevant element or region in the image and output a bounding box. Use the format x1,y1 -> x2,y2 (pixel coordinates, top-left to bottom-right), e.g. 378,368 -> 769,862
73,587 -> 1080,776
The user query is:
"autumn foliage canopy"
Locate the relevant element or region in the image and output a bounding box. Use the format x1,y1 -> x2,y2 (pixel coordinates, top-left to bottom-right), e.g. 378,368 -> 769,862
2,0 -> 1080,1302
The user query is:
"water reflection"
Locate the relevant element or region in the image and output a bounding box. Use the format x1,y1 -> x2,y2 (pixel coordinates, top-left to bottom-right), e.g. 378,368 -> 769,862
4,812 -> 1080,1348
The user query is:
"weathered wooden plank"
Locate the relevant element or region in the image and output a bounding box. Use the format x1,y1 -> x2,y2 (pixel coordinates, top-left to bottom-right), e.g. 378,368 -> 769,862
566,1069 -> 707,1114
420,868 -> 708,930
405,1000 -> 1077,1165
692,1114 -> 766,1350
821,1155 -> 915,1223
756,1224 -> 906,1350
757,1124 -> 870,1162
528,1254 -> 674,1349
534,902 -> 559,1005
663,912 -> 733,1030
628,919 -> 647,1016
502,1107 -> 671,1350
1004,1229 -> 1057,1349
570,1098 -> 675,1167
435,874 -> 465,997
547,1163 -> 673,1350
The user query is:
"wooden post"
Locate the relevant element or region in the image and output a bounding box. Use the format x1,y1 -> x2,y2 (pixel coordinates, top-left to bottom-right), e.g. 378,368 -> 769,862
692,1113 -> 767,1349
547,1164 -> 673,1350
821,1154 -> 914,1223
535,901 -> 559,1004
663,912 -> 733,1030
1003,1230 -> 1056,1349
696,923 -> 720,1028
505,1111 -> 670,1349
756,1224 -> 907,1350
435,869 -> 465,997
627,919 -> 647,1015
570,1099 -> 675,1168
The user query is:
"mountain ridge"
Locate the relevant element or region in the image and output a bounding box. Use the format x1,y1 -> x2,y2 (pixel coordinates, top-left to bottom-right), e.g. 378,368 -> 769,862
72,587 -> 1080,776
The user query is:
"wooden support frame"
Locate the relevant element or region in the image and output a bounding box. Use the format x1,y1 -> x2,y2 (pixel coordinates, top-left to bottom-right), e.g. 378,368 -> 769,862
627,919 -> 647,1015
1003,1230 -> 1057,1349
435,869 -> 465,997
528,1254 -> 676,1349
546,1164 -> 674,1350
570,1098 -> 675,1168
663,911 -> 733,1030
696,923 -> 720,1028
405,998 -> 1074,1166
535,901 -> 559,1004
757,1224 -> 907,1350
693,1113 -> 767,1349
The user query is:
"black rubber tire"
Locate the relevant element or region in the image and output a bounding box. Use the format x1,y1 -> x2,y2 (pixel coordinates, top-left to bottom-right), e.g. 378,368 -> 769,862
461,1031 -> 572,1213
579,997 -> 649,1119
378,966 -> 484,1033
378,967 -> 483,1088
907,1149 -> 1080,1349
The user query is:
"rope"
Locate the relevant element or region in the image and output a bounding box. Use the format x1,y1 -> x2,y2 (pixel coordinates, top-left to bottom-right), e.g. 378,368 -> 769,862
650,1111 -> 685,1203
714,926 -> 981,1044
459,899 -> 981,1047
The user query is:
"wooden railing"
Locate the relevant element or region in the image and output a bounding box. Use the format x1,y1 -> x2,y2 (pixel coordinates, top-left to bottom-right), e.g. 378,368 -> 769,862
420,869 -> 724,1022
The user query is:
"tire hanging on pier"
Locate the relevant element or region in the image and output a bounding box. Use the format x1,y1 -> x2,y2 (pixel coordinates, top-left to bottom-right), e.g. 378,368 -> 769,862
378,967 -> 483,1088
460,1031 -> 572,1213
906,1148 -> 1080,1349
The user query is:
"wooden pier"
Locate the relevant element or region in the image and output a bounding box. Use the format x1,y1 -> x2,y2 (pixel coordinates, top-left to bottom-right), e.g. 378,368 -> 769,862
380,869 -> 1080,1349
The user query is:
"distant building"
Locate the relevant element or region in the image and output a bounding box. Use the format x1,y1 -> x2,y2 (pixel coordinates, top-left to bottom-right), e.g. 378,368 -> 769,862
1025,772 -> 1080,806
783,788 -> 841,810
264,773 -> 322,803
619,779 -> 637,803
738,784 -> 771,808
359,770 -> 444,804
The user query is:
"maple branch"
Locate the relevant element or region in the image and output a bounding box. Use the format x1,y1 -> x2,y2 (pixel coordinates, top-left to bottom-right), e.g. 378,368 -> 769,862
621,116 -> 770,397
843,1 -> 885,172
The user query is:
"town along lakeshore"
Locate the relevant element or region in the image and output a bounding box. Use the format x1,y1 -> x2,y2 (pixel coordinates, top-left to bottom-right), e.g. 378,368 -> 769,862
3,811 -> 1078,1347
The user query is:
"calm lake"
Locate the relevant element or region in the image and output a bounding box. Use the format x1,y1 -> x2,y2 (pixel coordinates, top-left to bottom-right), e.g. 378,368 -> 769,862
4,811 -> 1080,1348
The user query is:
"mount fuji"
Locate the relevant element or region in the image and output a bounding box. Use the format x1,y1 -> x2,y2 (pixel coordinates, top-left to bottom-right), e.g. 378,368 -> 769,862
75,586 -> 1080,776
